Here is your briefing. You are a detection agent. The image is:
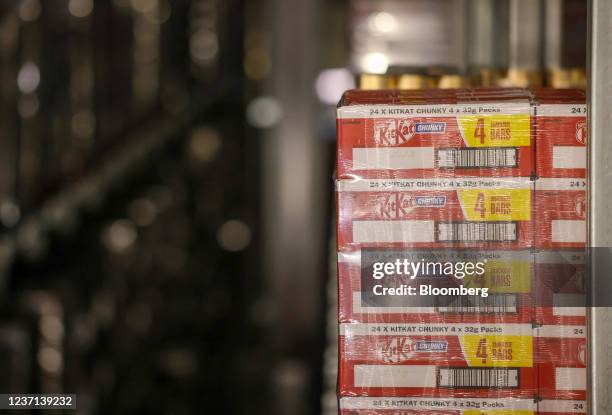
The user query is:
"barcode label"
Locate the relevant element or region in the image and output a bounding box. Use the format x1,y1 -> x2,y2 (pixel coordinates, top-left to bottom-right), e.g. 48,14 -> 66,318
437,222 -> 518,242
438,368 -> 519,388
437,294 -> 518,313
436,148 -> 518,168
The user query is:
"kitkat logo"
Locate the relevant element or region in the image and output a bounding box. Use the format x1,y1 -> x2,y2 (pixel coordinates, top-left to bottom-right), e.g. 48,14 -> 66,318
379,337 -> 412,363
373,119 -> 445,146
377,194 -> 414,219
379,338 -> 448,363
576,121 -> 587,144
377,194 -> 444,218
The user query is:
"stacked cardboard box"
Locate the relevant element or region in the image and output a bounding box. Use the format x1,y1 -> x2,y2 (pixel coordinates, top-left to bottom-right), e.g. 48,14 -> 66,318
533,89 -> 587,415
336,88 -> 587,414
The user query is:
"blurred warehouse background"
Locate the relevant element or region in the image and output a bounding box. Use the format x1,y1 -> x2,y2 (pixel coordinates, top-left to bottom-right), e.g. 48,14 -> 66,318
0,0 -> 586,414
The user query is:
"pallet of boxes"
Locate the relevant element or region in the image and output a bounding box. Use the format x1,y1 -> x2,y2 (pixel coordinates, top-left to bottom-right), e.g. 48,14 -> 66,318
335,88 -> 587,415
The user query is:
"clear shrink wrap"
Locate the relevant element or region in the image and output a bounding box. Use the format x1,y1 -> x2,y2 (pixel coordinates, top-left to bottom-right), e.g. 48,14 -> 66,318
335,88 -> 587,408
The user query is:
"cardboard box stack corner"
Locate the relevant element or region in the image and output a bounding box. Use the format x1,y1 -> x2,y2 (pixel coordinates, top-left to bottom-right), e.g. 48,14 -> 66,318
335,88 -> 587,414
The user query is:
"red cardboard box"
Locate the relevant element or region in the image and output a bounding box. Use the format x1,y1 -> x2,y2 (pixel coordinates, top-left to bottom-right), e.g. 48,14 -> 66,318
533,250 -> 586,326
535,325 -> 587,401
337,177 -> 534,251
338,249 -> 533,324
338,322 -> 535,398
534,179 -> 586,249
532,89 -> 586,179
337,91 -> 533,179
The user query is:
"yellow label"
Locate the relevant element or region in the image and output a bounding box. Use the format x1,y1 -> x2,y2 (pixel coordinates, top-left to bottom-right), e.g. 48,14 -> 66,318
461,335 -> 533,367
458,115 -> 531,147
464,411 -> 533,415
463,261 -> 532,293
458,189 -> 531,221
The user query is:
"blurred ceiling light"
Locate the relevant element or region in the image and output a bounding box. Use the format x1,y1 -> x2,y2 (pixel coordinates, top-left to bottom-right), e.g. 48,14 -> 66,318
18,94 -> 39,118
144,0 -> 171,24
102,220 -> 137,253
244,48 -> 271,80
315,68 -> 355,105
38,346 -> 63,374
40,199 -> 78,234
17,219 -> 47,260
39,315 -> 64,344
72,110 -> 96,140
68,0 -> 94,18
189,127 -> 221,163
130,0 -> 157,13
0,199 -> 21,228
217,220 -> 251,252
369,12 -> 398,34
19,0 -> 41,22
246,96 -> 283,129
128,198 -> 157,227
190,29 -> 218,65
360,52 -> 389,75
17,62 -> 40,94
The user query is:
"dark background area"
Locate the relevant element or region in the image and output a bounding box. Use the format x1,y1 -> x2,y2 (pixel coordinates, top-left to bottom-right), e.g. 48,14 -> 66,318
0,0 -> 586,414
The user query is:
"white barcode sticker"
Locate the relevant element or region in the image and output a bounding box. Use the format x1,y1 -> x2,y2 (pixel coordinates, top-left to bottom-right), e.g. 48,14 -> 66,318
354,365 -> 437,388
353,148 -> 435,170
552,146 -> 587,169
436,148 -> 518,168
438,367 -> 519,388
551,220 -> 586,243
353,220 -> 435,243
555,368 -> 587,391
437,222 -> 518,242
437,294 -> 518,313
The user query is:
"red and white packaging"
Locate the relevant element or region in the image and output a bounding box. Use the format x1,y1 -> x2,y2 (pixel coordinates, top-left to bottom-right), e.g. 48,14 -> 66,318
338,249 -> 533,324
535,325 -> 587,401
533,90 -> 586,179
337,92 -> 533,180
533,250 -> 586,326
339,396 -> 537,414
534,178 -> 586,249
337,177 -> 534,251
537,400 -> 587,415
334,87 -> 590,410
339,322 -> 535,398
